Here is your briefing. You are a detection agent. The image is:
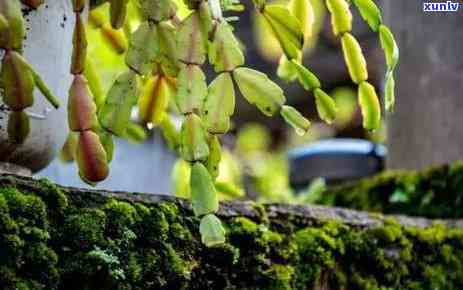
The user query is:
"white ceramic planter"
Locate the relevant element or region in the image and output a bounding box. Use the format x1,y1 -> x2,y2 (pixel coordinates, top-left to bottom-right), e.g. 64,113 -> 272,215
0,1 -> 74,172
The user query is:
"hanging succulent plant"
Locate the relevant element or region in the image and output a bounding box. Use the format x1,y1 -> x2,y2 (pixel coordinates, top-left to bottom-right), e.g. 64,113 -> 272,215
1,0 -> 398,246
0,0 -> 60,144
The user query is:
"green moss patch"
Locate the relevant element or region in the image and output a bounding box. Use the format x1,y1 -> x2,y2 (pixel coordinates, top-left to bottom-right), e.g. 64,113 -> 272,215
320,162 -> 463,218
0,177 -> 462,289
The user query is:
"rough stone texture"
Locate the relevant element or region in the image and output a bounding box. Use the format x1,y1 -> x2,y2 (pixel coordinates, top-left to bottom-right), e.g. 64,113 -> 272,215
0,173 -> 463,289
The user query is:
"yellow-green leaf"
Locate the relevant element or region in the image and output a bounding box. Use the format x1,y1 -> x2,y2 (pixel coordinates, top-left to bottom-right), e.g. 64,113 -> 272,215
71,13 -> 87,75
109,0 -> 128,29
379,24 -> 399,72
289,0 -> 314,39
0,14 -> 10,49
191,162 -> 218,216
123,122 -> 147,144
156,22 -> 179,76
352,0 -> 382,32
176,64 -> 207,114
180,113 -> 210,162
261,4 -> 304,60
385,71 -> 395,113
326,0 -> 352,36
290,59 -> 321,91
206,134 -> 221,179
233,67 -> 286,116
358,81 -> 381,130
208,22 -> 244,72
204,72 -> 235,134
7,111 -> 30,144
98,130 -> 115,162
59,132 -> 78,163
1,51 -> 34,111
314,88 -> 338,123
99,70 -> 139,136
200,214 -> 226,247
341,32 -> 368,84
177,11 -> 206,65
0,0 -> 24,50
135,0 -> 177,22
280,105 -> 311,136
160,115 -> 180,151
138,75 -> 171,125
125,22 -> 160,75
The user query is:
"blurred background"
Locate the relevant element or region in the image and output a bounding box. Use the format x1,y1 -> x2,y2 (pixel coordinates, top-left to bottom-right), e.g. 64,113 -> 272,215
39,0 -> 463,204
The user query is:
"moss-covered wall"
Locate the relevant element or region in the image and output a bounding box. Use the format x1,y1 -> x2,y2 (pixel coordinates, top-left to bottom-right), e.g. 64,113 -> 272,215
0,175 -> 463,290
320,162 -> 463,219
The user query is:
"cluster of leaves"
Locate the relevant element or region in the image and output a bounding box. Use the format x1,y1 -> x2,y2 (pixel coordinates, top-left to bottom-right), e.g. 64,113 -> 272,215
2,0 -> 398,246
0,0 -> 60,144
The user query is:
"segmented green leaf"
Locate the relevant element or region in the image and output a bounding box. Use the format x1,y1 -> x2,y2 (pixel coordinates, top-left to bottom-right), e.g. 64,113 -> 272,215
125,22 -> 160,75
109,0 -> 128,29
314,88 -> 338,124
190,162 -> 219,216
204,72 -> 235,134
71,13 -> 87,75
100,24 -> 128,54
28,64 -> 60,109
177,11 -> 206,64
215,181 -> 244,198
59,132 -> 78,163
352,0 -> 382,32
99,70 -> 139,136
261,4 -> 303,60
198,1 -> 212,44
358,81 -> 381,130
180,113 -> 210,162
160,115 -> 180,151
68,75 -> 98,131
208,22 -> 244,72
290,59 -> 321,91
135,0 -> 177,22
76,131 -> 109,183
172,158 -> 191,198
233,67 -> 286,117
138,75 -> 171,125
206,134 -> 221,179
289,0 -> 314,39
326,0 -> 352,36
280,105 -> 311,136
0,14 -> 10,49
7,111 -> 30,144
341,32 -> 368,84
379,24 -> 399,72
98,130 -> 115,162
176,64 -> 207,114
200,214 -> 226,247
84,59 -> 104,108
277,55 -> 299,82
123,122 -> 148,144
156,22 -> 179,76
0,0 -> 25,50
385,71 -> 395,113
1,51 -> 34,111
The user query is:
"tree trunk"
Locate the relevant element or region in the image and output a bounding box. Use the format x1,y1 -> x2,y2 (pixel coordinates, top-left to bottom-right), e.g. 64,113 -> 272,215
0,173 -> 462,289
384,1 -> 463,169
